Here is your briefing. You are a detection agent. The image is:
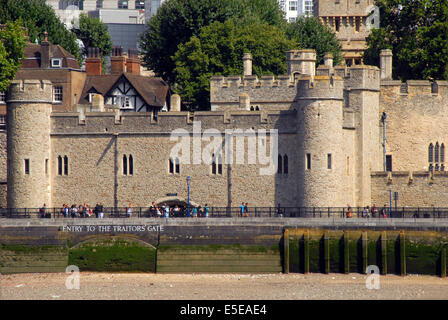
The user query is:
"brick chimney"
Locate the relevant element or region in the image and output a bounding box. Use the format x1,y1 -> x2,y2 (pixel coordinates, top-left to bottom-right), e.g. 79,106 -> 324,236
85,47 -> 102,76
126,49 -> 141,75
111,46 -> 126,74
41,31 -> 50,69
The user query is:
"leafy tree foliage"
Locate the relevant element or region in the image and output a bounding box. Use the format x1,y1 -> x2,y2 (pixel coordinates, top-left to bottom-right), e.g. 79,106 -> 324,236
139,0 -> 285,84
72,13 -> 113,72
0,21 -> 27,92
364,0 -> 448,80
0,0 -> 81,62
173,20 -> 297,110
285,17 -> 342,66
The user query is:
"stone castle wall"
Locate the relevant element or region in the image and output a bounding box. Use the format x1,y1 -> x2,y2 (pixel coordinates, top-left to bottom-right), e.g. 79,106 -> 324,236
50,131 -> 299,208
380,80 -> 448,172
371,171 -> 448,207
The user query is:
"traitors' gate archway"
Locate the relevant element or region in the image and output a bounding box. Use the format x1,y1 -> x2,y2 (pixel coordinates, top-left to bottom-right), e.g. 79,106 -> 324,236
154,196 -> 200,208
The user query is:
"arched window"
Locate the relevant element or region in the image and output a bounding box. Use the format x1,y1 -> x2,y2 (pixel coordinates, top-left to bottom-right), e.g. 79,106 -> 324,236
429,143 -> 434,163
169,158 -> 174,174
283,155 -> 288,174
441,144 -> 445,163
250,106 -> 254,111
63,156 -> 69,175
218,154 -> 222,175
255,106 -> 260,111
123,155 -> 127,175
278,155 -> 283,174
211,154 -> 216,175
175,157 -> 180,174
435,142 -> 440,163
58,156 -> 63,175
129,155 -> 133,175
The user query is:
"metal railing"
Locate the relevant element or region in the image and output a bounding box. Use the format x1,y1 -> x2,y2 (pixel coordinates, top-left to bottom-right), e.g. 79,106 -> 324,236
1,206 -> 448,219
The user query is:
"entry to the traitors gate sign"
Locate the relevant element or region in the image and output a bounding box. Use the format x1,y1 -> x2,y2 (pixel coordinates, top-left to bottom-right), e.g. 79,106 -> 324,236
61,225 -> 164,233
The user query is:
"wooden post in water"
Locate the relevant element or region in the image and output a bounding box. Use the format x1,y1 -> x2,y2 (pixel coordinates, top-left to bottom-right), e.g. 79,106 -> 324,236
344,232 -> 350,274
304,230 -> 310,274
381,231 -> 387,275
284,229 -> 290,274
324,232 -> 330,274
362,232 -> 368,274
400,231 -> 406,276
441,246 -> 446,278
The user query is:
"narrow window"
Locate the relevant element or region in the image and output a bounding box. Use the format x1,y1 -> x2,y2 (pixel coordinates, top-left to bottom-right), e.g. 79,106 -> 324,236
306,153 -> 311,170
24,159 -> 30,175
327,153 -> 332,169
218,154 -> 222,175
212,154 -> 216,175
96,0 -> 103,8
0,91 -> 5,104
284,155 -> 288,174
435,142 -> 440,163
64,156 -> 69,175
169,158 -> 174,174
441,144 -> 445,163
347,156 -> 350,175
123,155 -> 128,175
386,155 -> 392,172
58,156 -> 63,175
429,143 -> 434,163
45,159 -> 48,175
129,155 -> 133,175
355,17 -> 360,32
278,155 -> 283,174
175,157 -> 180,174
335,17 -> 340,32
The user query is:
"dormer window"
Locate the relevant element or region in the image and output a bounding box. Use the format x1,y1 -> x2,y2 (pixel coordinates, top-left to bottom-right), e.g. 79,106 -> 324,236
0,92 -> 5,104
51,58 -> 62,68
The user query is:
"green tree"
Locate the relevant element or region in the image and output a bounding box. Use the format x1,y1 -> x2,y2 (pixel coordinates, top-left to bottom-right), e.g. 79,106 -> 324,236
72,13 -> 113,72
139,0 -> 285,84
364,0 -> 448,80
0,0 -> 81,62
285,17 -> 342,66
173,20 -> 298,110
0,21 -> 27,92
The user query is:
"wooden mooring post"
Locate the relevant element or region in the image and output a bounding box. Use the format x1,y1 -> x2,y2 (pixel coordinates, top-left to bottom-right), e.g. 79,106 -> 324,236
324,232 -> 330,274
400,231 -> 406,276
344,232 -> 349,274
304,230 -> 310,274
381,231 -> 387,275
362,232 -> 368,274
284,229 -> 289,274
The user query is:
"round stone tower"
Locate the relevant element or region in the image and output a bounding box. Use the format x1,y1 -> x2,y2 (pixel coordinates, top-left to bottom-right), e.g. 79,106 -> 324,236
6,80 -> 53,208
296,75 -> 349,207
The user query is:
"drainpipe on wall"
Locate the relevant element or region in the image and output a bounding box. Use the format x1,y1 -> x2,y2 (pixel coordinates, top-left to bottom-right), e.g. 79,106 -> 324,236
381,112 -> 387,171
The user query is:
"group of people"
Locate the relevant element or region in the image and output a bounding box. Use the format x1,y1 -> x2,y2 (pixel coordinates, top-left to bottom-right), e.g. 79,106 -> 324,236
240,202 -> 250,217
57,203 -> 105,218
346,204 -> 388,218
149,202 -> 210,218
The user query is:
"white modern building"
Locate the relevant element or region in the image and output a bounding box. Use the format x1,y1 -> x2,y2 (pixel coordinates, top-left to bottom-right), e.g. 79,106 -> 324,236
278,0 -> 314,22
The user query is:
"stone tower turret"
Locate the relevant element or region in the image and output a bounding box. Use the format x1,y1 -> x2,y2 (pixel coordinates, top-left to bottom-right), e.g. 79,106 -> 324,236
286,49 -> 316,79
6,80 -> 53,208
296,75 -> 348,207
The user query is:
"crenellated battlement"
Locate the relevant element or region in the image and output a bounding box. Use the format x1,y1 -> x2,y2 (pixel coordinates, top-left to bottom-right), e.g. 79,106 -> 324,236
380,80 -> 448,97
51,109 -> 298,135
7,80 -> 53,103
296,75 -> 344,100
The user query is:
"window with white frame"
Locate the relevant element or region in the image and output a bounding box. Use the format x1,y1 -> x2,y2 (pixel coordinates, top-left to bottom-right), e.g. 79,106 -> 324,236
289,0 -> 298,11
304,0 -> 313,16
118,0 -> 128,9
0,92 -> 5,104
51,58 -> 62,68
135,0 -> 145,9
53,86 -> 63,103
